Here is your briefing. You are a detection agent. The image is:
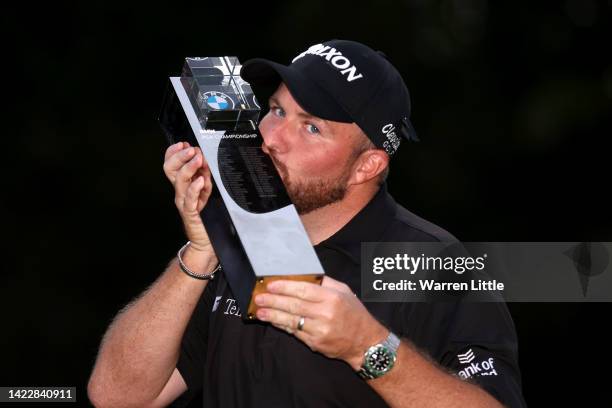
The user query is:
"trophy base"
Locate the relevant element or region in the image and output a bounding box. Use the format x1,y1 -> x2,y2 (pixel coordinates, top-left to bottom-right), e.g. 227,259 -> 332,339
247,274 -> 324,320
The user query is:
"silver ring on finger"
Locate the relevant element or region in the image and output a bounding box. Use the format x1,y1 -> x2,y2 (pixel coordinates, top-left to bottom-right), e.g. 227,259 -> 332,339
297,316 -> 305,331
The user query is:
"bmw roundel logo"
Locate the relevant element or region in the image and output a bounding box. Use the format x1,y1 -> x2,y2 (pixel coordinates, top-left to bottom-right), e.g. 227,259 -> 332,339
203,91 -> 235,110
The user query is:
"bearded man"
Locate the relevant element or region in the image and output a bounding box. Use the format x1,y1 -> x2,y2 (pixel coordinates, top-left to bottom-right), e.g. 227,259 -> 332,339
88,40 -> 526,408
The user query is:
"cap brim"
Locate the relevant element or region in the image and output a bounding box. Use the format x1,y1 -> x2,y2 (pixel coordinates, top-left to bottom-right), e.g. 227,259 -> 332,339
399,117 -> 420,142
241,58 -> 352,123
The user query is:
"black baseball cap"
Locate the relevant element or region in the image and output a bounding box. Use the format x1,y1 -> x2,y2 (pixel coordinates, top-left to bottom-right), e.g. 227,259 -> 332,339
240,39 -> 419,156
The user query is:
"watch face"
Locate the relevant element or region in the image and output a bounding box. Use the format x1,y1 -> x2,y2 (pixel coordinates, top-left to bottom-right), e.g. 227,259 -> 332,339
366,346 -> 396,375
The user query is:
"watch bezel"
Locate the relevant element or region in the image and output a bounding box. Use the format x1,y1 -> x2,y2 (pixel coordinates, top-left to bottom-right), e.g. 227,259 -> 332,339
363,343 -> 397,378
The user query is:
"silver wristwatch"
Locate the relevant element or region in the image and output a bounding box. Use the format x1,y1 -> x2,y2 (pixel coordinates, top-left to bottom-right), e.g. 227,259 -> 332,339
358,332 -> 400,380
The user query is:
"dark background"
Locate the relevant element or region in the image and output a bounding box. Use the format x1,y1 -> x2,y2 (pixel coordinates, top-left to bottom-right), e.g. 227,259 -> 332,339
2,0 -> 611,406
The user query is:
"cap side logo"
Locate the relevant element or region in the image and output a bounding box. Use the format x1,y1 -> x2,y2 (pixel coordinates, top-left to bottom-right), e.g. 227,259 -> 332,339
382,123 -> 401,155
292,43 -> 364,82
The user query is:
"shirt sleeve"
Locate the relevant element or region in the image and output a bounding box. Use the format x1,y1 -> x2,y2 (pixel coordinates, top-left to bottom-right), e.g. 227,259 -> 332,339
176,276 -> 218,393
437,302 -> 527,408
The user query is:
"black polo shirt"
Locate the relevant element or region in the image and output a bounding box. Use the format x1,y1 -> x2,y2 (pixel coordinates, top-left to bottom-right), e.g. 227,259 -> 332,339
175,185 -> 527,407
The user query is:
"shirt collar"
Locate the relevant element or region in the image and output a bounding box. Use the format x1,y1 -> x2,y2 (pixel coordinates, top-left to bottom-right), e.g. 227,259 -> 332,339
316,183 -> 397,262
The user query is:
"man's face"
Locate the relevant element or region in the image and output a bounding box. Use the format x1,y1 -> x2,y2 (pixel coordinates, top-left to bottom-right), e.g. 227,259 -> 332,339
258,83 -> 366,215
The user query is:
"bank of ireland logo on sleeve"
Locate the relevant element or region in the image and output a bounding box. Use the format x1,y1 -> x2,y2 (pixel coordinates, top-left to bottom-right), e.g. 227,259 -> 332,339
456,348 -> 499,379
457,348 -> 475,364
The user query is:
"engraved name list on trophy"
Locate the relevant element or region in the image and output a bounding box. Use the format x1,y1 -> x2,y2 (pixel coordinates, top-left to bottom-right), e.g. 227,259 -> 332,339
159,56 -> 324,319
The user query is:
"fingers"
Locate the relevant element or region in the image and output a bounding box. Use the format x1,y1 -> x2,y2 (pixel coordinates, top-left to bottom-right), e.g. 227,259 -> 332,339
183,169 -> 213,214
257,307 -> 317,350
164,141 -> 186,162
266,280 -> 328,302
177,156 -> 212,208
163,142 -> 215,250
321,276 -> 352,294
163,145 -> 194,183
164,143 -> 210,186
174,150 -> 204,197
195,166 -> 213,212
184,176 -> 205,213
257,307 -> 306,333
163,143 -> 213,209
255,293 -> 314,317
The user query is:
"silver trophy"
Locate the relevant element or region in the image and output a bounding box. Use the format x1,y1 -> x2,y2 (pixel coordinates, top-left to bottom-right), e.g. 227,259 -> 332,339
159,57 -> 324,319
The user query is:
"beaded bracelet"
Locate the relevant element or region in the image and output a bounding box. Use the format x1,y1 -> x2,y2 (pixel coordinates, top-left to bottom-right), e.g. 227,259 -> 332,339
177,241 -> 221,280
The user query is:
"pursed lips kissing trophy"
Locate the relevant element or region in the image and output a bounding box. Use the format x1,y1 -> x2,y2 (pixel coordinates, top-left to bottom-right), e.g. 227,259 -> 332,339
159,56 -> 325,319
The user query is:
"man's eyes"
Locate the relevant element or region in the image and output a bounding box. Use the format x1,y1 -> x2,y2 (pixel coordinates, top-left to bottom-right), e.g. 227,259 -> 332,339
271,106 -> 285,117
306,124 -> 320,135
269,105 -> 321,135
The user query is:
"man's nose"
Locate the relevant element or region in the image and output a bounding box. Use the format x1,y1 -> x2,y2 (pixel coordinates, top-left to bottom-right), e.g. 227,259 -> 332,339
260,118 -> 290,155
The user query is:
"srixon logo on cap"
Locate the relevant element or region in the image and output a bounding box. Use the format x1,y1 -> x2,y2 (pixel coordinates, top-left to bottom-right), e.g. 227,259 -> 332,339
382,123 -> 401,155
292,44 -> 364,82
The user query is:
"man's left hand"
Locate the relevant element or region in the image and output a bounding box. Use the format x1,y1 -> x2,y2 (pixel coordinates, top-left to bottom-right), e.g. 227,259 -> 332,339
254,276 -> 388,371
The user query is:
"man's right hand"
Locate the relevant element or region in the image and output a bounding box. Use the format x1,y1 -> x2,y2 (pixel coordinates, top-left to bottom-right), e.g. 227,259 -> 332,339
88,141 -> 218,408
163,141 -> 213,252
